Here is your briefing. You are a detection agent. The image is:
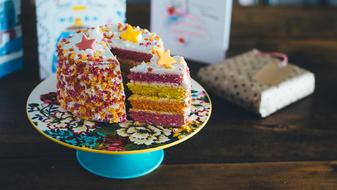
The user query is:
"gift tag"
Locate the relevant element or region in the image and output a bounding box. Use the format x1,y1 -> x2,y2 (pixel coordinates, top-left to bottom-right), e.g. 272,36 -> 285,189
253,61 -> 294,85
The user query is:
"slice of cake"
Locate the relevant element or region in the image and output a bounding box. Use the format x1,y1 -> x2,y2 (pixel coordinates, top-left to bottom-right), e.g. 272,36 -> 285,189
56,23 -> 192,127
56,27 -> 126,123
127,49 -> 192,127
100,23 -> 164,74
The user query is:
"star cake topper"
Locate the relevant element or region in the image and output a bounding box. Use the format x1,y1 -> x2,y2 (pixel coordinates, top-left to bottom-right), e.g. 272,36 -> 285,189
120,25 -> 142,44
76,34 -> 97,50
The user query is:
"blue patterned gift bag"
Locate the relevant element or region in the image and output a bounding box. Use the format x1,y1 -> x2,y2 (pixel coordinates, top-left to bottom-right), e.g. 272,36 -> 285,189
0,0 -> 23,78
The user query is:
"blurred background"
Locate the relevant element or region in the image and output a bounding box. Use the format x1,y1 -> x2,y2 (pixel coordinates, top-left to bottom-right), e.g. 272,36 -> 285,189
1,1 -> 337,188
2,0 -> 336,79
128,0 -> 337,6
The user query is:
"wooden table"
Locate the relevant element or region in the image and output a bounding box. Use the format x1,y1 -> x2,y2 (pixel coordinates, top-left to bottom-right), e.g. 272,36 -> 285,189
1,3 -> 337,190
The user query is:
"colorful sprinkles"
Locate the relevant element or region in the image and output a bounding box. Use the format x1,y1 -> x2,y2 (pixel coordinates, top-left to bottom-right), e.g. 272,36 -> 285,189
57,27 -> 127,123
100,23 -> 163,54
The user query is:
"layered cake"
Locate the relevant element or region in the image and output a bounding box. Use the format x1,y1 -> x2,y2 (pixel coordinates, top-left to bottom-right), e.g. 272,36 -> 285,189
127,49 -> 192,127
100,23 -> 164,74
56,27 -> 126,123
57,23 -> 192,127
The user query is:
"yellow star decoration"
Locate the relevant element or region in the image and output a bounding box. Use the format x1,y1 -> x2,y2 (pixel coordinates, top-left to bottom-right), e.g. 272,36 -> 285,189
120,25 -> 142,43
156,49 -> 176,68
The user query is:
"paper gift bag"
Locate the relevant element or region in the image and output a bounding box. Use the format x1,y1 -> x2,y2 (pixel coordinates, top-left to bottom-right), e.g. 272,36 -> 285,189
0,0 -> 21,31
35,0 -> 126,79
0,0 -> 23,78
0,26 -> 22,56
197,49 -> 315,117
0,50 -> 23,77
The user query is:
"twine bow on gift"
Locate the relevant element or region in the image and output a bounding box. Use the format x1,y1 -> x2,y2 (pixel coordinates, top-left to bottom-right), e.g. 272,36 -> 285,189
255,49 -> 288,67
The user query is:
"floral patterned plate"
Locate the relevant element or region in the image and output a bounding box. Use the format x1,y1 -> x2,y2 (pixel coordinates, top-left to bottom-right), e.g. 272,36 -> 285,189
26,76 -> 212,155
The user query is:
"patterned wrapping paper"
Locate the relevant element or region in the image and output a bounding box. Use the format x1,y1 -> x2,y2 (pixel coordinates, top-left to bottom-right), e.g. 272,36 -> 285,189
197,49 -> 315,117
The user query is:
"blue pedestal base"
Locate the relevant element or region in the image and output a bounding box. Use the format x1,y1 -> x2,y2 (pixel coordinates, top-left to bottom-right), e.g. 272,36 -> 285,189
76,150 -> 164,179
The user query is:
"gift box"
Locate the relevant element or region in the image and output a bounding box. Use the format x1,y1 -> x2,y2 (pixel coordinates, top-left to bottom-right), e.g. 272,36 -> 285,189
197,49 -> 315,117
35,0 -> 126,79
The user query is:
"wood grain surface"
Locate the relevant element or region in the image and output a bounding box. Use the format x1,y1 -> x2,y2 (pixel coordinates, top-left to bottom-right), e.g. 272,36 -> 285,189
3,160 -> 337,190
1,2 -> 337,189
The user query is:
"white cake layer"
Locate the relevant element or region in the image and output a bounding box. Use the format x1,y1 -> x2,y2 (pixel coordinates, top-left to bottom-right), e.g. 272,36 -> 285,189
260,72 -> 315,117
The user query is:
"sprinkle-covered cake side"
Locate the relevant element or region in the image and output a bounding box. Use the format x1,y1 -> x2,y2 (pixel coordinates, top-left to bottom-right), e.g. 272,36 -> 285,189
56,27 -> 126,123
127,50 -> 192,127
100,23 -> 164,73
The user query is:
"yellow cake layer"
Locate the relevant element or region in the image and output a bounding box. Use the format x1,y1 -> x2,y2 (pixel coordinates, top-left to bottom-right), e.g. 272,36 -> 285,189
128,95 -> 187,114
127,82 -> 187,99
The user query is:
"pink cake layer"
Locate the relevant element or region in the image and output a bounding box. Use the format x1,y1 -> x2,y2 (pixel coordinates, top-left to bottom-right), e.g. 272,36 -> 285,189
129,110 -> 187,127
110,47 -> 152,62
128,72 -> 183,85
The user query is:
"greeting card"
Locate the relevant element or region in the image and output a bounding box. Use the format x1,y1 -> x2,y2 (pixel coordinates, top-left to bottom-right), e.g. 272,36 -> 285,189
35,0 -> 126,79
151,0 -> 232,64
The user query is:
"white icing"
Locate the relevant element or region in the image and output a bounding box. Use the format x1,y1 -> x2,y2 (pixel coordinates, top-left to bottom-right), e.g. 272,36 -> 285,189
87,27 -> 103,41
130,56 -> 191,89
61,27 -> 114,60
59,24 -> 164,61
130,56 -> 186,74
182,64 -> 191,90
101,23 -> 164,54
183,105 -> 191,116
130,81 -> 180,87
130,109 -> 189,117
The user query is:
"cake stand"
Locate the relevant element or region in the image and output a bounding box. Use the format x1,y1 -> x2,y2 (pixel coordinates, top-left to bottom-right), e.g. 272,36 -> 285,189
26,75 -> 212,179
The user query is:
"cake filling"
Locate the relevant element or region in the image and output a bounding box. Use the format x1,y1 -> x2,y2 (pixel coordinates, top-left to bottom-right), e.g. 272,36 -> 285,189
129,95 -> 187,114
128,72 -> 183,85
129,109 -> 187,127
127,82 -> 187,99
110,47 -> 152,62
